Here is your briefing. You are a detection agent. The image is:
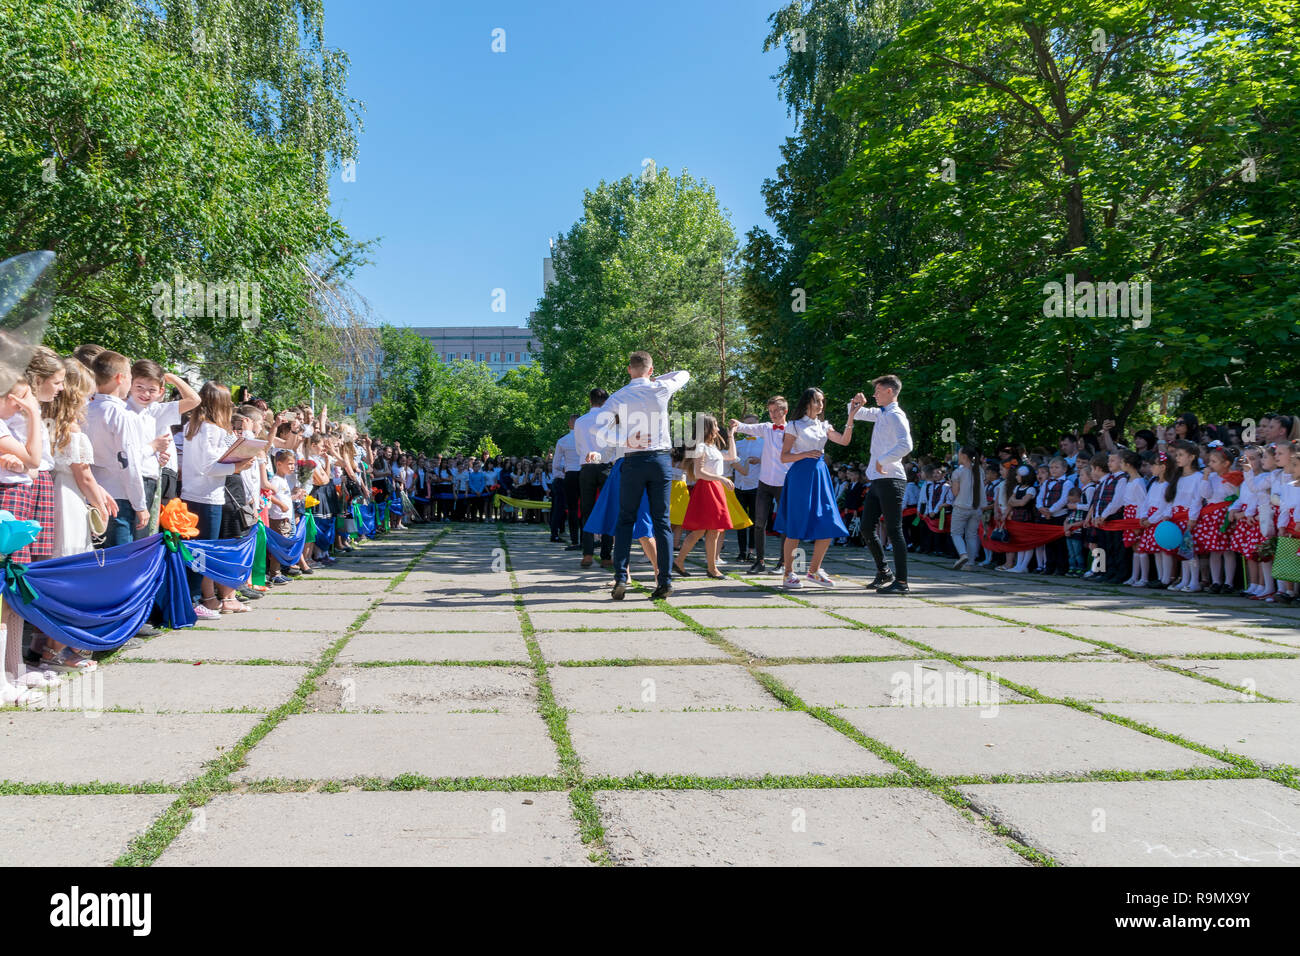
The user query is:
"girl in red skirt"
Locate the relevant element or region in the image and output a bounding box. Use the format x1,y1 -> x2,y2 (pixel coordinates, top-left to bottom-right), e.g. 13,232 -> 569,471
1165,439 -> 1207,592
1231,446 -> 1271,598
1115,450 -> 1145,586
1195,445 -> 1242,593
674,416 -> 738,579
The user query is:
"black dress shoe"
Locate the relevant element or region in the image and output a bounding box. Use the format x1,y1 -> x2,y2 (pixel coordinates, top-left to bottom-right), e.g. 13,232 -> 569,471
869,569 -> 895,589
564,544 -> 582,551
672,563 -> 692,577
650,584 -> 673,600
747,560 -> 766,574
611,581 -> 626,601
876,579 -> 910,595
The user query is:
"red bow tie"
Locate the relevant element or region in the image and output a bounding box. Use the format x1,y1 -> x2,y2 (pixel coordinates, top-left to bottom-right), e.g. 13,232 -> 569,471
773,424 -> 785,431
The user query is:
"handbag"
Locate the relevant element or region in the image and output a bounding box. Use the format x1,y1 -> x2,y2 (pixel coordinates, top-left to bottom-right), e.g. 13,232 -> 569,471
989,526 -> 1010,543
87,504 -> 108,538
222,475 -> 257,535
1272,535 -> 1300,582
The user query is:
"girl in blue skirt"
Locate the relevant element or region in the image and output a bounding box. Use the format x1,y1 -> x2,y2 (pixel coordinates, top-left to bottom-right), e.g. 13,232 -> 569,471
775,388 -> 865,588
583,454 -> 659,578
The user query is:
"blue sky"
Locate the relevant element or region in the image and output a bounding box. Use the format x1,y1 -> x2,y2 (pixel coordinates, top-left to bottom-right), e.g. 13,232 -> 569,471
324,0 -> 797,328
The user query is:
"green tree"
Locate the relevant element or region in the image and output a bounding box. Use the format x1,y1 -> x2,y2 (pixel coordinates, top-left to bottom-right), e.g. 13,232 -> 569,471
530,166 -> 741,422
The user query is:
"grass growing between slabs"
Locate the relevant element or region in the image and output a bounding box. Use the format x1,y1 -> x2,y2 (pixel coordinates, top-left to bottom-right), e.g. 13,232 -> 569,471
112,527 -> 449,867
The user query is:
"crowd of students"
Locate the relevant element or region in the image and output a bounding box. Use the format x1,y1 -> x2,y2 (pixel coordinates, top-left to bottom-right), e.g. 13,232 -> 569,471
824,413 -> 1300,603
0,343 -> 427,705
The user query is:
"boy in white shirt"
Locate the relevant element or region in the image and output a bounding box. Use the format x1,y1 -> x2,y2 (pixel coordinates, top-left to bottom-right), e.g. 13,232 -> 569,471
127,359 -> 199,536
265,449 -> 295,585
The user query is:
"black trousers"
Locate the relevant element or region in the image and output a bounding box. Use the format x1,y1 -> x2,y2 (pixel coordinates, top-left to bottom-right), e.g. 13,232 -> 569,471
864,477 -> 908,581
1043,515 -> 1068,572
549,480 -> 567,537
753,481 -> 784,564
564,472 -> 581,543
735,487 -> 757,555
579,462 -> 613,559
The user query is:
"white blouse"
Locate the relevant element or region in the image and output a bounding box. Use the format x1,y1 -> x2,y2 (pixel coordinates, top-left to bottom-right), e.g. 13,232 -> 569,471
181,422 -> 238,505
788,417 -> 831,455
694,443 -> 726,479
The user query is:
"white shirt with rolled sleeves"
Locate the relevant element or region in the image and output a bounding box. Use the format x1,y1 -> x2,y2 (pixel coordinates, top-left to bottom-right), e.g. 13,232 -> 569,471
83,392 -> 149,511
602,370 -> 690,454
552,431 -> 579,476
853,401 -> 913,481
734,422 -> 790,487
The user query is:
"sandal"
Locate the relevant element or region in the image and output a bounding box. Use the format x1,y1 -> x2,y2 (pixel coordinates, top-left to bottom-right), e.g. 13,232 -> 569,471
706,570 -> 726,579
220,598 -> 249,614
673,562 -> 693,577
39,645 -> 98,673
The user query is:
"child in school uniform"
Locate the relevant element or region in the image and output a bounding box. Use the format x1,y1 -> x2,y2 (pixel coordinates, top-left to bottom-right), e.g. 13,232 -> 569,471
978,461 -> 1003,567
1063,486 -> 1089,576
1113,450 -> 1146,585
1196,445 -> 1243,593
1154,440 -> 1205,592
1232,446 -> 1271,599
1035,457 -> 1071,575
999,465 -> 1038,573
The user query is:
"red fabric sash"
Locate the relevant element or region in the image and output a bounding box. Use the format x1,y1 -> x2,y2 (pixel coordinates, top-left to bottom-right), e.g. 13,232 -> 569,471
977,517 -> 1141,553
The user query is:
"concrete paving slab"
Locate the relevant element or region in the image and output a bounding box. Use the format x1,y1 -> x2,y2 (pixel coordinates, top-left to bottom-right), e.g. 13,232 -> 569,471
360,609 -> 521,633
988,661 -> 1246,703
961,779 -> 1300,866
337,632 -> 530,664
1056,625 -> 1283,656
1157,658 -> 1300,702
528,610 -> 686,631
0,795 -> 175,866
1225,626 -> 1300,649
765,661 -> 1019,709
157,791 -> 589,866
40,662 -> 307,713
839,704 -> 1227,777
979,606 -> 1140,629
121,629 -> 336,664
233,713 -> 558,780
832,605 -> 1014,629
549,664 -> 774,713
191,608 -> 351,633
249,592 -> 376,611
311,665 -> 536,713
597,787 -> 1027,866
568,711 -> 895,778
900,626 -> 1096,658
536,630 -> 728,662
1097,702 -> 1300,769
1122,605 -> 1287,629
682,607 -> 846,630
0,712 -> 260,784
717,627 -> 919,660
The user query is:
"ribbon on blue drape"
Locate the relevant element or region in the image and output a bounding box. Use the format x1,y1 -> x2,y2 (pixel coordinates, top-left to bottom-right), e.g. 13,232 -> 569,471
1,535 -> 170,652
264,517 -> 308,565
356,503 -> 377,537
183,526 -> 258,590
159,535 -> 198,629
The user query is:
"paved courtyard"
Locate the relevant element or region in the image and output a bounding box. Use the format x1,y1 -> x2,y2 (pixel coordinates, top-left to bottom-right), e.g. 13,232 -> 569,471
5,523 -> 1300,866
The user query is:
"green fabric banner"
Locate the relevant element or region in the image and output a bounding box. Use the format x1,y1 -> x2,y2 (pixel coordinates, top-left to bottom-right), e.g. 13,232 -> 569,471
252,521 -> 268,586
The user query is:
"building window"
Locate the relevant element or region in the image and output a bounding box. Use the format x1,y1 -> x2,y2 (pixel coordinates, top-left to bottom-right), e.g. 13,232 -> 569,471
492,352 -> 499,363
478,353 -> 484,362
463,353 -> 469,360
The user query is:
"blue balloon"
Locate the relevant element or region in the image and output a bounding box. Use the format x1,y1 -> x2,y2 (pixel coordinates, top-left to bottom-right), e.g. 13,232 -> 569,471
1153,520 -> 1183,552
0,509 -> 41,556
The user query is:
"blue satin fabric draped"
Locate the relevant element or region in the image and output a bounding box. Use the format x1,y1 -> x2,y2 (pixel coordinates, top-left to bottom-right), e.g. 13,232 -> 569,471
2,534 -> 168,652
182,527 -> 258,591
264,517 -> 308,565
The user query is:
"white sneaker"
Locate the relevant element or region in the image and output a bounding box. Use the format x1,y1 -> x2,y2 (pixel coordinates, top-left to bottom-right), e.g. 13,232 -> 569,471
806,569 -> 835,588
193,602 -> 221,620
783,573 -> 802,589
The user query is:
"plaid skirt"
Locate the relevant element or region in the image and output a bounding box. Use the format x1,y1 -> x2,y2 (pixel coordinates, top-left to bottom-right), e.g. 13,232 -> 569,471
0,471 -> 55,563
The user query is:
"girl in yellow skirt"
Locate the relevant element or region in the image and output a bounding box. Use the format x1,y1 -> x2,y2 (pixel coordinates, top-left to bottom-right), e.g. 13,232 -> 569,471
670,447 -> 691,548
